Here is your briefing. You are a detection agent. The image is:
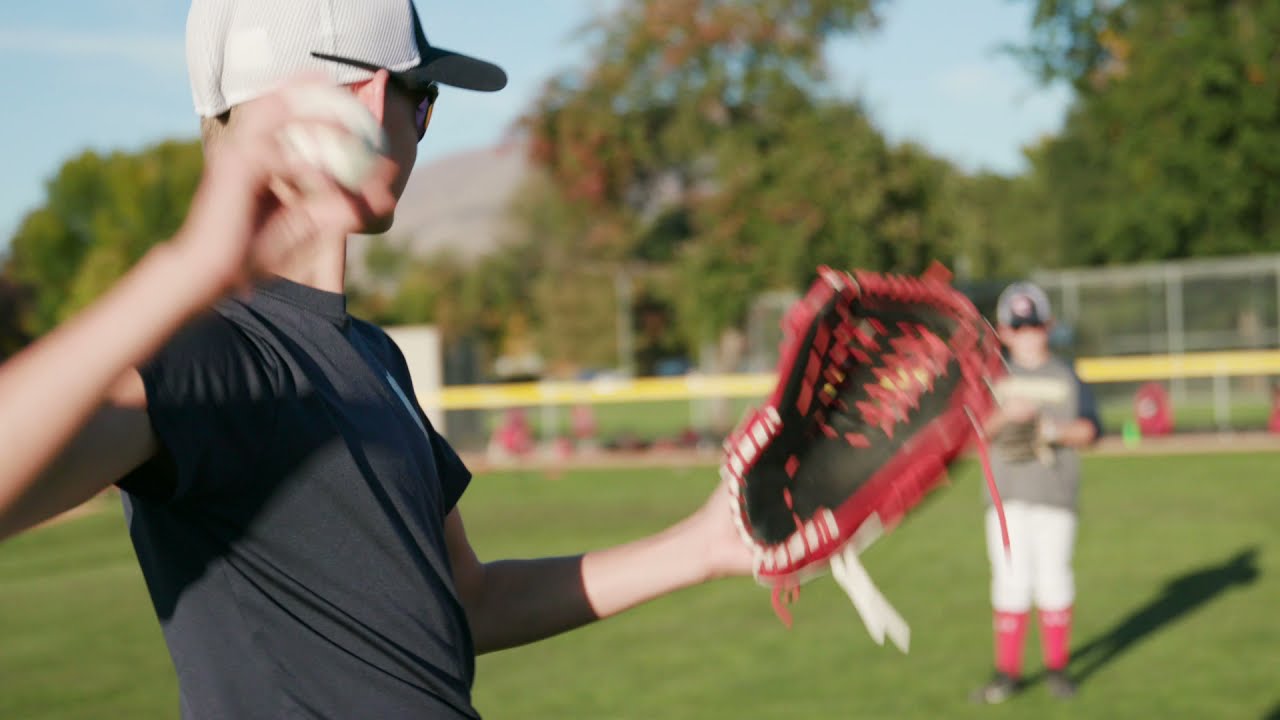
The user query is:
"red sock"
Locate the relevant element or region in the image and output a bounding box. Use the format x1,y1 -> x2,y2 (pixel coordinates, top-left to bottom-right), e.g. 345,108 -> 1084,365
1040,607 -> 1073,671
994,610 -> 1029,678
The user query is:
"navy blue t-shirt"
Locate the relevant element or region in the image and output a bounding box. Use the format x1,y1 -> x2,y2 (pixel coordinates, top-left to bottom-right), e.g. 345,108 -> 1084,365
118,278 -> 478,719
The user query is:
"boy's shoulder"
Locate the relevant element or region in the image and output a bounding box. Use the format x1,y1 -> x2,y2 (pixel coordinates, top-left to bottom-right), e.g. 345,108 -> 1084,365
148,304 -> 274,377
347,317 -> 407,366
348,316 -> 394,345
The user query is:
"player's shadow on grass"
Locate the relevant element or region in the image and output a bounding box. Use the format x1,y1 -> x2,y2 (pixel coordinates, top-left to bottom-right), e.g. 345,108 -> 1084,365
1028,547 -> 1260,690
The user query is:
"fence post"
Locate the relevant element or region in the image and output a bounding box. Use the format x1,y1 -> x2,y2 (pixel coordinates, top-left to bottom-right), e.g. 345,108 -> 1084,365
615,268 -> 634,378
689,390 -> 705,434
537,381 -> 559,447
1166,267 -> 1187,405
1064,276 -> 1080,327
1275,260 -> 1280,347
1212,360 -> 1231,432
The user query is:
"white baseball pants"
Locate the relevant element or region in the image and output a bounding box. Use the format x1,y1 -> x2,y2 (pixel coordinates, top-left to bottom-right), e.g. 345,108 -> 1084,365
985,501 -> 1076,613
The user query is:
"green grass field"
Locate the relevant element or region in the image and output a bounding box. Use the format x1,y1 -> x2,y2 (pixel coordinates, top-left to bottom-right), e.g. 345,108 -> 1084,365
2,453 -> 1278,719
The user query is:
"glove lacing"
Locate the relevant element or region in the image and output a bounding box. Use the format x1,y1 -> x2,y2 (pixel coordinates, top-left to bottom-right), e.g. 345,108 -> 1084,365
769,407 -> 1010,654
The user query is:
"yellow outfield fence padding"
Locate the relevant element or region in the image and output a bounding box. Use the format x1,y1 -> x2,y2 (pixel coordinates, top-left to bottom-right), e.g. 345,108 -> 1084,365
427,349 -> 1280,411
432,374 -> 775,409
1073,350 -> 1280,383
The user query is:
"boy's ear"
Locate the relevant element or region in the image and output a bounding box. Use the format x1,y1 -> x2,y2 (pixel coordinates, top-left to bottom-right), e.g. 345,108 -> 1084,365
349,69 -> 390,124
997,324 -> 1014,345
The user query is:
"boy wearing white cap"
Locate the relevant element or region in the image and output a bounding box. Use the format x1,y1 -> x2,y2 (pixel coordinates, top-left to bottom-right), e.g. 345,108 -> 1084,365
0,3 -> 754,718
972,282 -> 1102,703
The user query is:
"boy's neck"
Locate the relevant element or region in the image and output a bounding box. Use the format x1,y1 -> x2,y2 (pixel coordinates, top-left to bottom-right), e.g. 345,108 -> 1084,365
271,232 -> 348,294
1010,351 -> 1051,369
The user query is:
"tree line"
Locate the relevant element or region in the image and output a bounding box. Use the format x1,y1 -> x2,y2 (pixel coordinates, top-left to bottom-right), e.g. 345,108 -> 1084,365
4,0 -> 1278,374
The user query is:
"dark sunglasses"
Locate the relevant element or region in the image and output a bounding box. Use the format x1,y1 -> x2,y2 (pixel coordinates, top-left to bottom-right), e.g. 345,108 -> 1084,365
1009,318 -> 1046,330
310,52 -> 439,140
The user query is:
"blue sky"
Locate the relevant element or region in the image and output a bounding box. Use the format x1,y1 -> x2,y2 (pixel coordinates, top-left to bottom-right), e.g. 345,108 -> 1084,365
0,0 -> 1070,245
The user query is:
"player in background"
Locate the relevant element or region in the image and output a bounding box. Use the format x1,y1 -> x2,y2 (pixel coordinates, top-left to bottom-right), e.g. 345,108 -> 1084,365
972,282 -> 1102,704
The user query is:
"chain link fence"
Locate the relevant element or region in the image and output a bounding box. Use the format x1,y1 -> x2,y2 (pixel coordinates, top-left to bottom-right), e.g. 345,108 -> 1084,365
741,257 -> 1280,432
1033,254 -> 1280,430
438,255 -> 1280,453
1033,255 -> 1280,357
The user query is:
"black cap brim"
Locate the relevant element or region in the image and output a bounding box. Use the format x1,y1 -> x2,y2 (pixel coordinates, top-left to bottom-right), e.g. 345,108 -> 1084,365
399,45 -> 507,93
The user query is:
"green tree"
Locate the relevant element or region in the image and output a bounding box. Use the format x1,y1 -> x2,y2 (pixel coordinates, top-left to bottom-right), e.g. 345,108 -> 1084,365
5,140 -> 204,335
349,219 -> 549,375
0,273 -> 31,359
501,173 -> 619,370
518,0 -> 975,358
678,107 -> 962,340
950,141 -> 1063,280
1019,0 -> 1280,264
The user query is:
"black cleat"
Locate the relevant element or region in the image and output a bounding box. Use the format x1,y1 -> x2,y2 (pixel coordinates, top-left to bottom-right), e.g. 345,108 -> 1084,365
1046,670 -> 1077,699
970,672 -> 1020,705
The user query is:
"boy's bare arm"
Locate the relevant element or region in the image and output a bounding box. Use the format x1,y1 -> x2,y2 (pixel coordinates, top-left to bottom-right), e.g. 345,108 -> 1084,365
0,241 -> 232,540
444,481 -> 753,654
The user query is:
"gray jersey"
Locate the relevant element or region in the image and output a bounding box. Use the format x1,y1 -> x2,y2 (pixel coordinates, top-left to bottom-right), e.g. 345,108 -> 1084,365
985,356 -> 1101,512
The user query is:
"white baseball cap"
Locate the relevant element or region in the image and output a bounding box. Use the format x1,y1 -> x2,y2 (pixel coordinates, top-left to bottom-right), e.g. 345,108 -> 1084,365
187,0 -> 507,118
996,281 -> 1053,328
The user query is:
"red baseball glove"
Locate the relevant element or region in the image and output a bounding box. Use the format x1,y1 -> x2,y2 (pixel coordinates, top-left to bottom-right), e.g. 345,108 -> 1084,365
723,263 -> 1009,652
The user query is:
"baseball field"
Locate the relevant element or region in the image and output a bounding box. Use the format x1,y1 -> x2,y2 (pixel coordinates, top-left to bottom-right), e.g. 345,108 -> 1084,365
2,450 -> 1277,719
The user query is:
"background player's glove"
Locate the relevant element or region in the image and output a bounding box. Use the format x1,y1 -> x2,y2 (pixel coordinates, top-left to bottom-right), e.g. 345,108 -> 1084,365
721,264 -> 1008,652
991,376 -> 1070,465
994,417 -> 1043,463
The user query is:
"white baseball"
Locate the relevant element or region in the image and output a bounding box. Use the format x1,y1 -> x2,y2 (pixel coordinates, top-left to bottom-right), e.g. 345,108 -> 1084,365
277,85 -> 388,191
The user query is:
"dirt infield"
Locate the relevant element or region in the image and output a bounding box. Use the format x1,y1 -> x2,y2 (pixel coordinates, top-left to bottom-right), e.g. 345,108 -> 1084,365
1090,430 -> 1280,456
460,431 -> 1280,474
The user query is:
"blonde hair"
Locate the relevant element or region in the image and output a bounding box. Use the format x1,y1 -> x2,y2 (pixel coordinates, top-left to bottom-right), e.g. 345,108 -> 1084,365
199,110 -> 233,150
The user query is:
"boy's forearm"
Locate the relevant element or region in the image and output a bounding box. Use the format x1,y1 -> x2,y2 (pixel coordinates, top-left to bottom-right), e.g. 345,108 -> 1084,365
1057,418 -> 1098,448
1042,417 -> 1097,449
466,515 -> 714,654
